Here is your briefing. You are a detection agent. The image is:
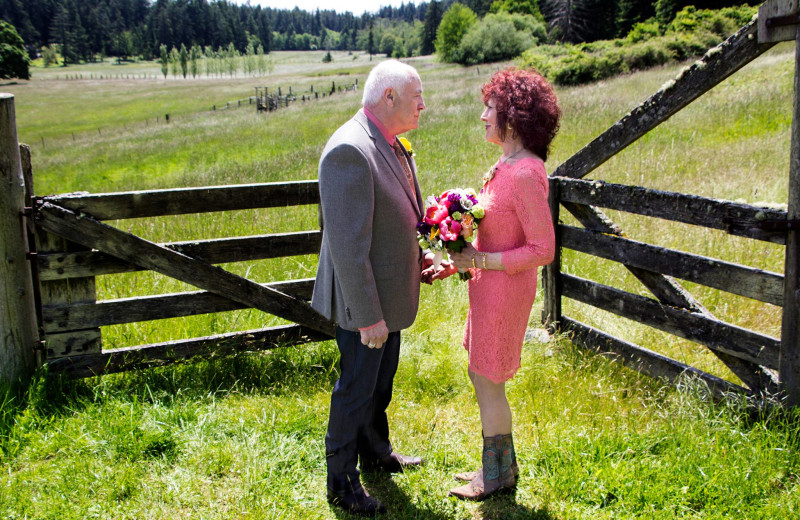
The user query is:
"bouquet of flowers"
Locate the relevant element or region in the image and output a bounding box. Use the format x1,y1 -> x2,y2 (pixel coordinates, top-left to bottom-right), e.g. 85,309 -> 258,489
417,188 -> 485,280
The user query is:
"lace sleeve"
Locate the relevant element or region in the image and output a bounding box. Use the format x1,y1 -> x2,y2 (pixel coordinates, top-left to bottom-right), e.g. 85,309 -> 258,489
501,161 -> 556,275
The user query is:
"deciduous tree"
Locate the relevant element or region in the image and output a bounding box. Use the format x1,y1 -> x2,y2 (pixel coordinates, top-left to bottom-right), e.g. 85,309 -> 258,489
435,3 -> 477,62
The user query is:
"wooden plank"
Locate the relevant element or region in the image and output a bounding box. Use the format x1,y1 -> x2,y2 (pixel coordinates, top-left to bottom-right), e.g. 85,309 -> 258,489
20,144 -> 45,364
551,18 -> 775,180
562,274 -> 781,370
556,177 -> 787,245
34,201 -> 336,337
42,279 -> 315,332
561,225 -> 784,306
45,329 -> 102,359
561,317 -> 748,400
542,179 -> 561,330
759,0 -> 798,43
35,221 -> 101,359
562,200 -> 709,313
780,27 -> 800,405
40,180 -> 320,220
37,231 -> 322,281
46,324 -> 331,378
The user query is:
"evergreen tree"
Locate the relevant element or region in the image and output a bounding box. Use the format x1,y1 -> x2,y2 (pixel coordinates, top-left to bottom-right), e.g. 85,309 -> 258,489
542,0 -> 618,43
462,0 -> 494,16
616,0 -> 655,37
420,0 -> 441,55
0,20 -> 29,79
654,0 -> 680,26
367,19 -> 375,58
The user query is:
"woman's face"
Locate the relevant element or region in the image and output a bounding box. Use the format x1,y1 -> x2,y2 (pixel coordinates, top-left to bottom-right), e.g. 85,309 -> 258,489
481,99 -> 502,146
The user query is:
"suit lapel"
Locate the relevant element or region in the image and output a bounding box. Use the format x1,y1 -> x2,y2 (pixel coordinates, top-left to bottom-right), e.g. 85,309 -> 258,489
356,112 -> 423,218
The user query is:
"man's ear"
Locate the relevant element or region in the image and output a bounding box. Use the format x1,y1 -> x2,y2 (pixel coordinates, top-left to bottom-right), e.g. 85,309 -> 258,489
383,87 -> 394,106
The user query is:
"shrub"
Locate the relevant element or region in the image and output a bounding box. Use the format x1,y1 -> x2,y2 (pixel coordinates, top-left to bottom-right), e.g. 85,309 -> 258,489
518,4 -> 757,87
453,12 -> 543,65
626,20 -> 661,44
435,3 -> 477,62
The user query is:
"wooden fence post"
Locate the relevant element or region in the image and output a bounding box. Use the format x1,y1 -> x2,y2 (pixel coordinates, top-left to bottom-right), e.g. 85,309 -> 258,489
542,177 -> 561,332
781,23 -> 800,405
0,94 -> 38,384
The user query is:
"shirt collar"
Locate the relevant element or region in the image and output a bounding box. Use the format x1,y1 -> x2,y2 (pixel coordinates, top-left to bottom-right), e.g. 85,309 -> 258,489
363,107 -> 396,145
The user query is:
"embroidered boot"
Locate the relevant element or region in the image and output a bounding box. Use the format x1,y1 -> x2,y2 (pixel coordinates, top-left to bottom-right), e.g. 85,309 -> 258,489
449,434 -> 513,500
497,433 -> 518,489
454,433 -> 519,483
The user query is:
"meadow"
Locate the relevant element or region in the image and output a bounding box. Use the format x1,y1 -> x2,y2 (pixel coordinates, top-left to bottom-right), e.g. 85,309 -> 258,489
1,45 -> 799,519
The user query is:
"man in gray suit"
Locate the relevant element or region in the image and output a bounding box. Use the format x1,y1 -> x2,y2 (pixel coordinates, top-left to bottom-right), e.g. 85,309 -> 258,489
312,59 -> 428,516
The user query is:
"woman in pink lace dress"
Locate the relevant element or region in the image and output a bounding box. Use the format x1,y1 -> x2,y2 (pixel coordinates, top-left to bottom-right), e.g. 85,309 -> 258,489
433,68 -> 560,500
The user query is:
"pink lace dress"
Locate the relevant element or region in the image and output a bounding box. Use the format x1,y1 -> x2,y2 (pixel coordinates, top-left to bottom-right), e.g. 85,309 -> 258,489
463,157 -> 555,383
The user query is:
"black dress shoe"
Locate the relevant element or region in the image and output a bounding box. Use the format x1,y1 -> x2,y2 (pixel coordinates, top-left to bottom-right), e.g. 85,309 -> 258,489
361,452 -> 425,473
327,482 -> 386,516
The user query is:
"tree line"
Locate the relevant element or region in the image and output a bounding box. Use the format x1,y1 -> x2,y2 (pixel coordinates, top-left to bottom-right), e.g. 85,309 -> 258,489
0,0 -> 758,68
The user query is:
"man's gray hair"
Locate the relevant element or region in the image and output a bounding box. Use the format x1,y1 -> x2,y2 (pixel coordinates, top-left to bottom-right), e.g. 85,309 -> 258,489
361,60 -> 420,107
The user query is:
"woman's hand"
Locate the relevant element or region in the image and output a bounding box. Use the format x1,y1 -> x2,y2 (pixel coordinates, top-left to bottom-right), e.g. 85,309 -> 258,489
449,244 -> 479,270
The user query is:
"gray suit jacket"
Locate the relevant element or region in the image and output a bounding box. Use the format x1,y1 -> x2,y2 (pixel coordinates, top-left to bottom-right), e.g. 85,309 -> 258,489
311,110 -> 424,332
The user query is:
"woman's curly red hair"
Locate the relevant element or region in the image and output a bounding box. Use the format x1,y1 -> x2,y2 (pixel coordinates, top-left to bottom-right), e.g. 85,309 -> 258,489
481,68 -> 561,161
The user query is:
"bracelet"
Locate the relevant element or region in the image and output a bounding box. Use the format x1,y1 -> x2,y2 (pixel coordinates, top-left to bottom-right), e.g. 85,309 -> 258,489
482,253 -> 487,269
471,255 -> 476,268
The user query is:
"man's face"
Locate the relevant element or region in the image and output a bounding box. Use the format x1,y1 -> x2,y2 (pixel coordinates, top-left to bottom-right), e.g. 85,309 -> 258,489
390,76 -> 425,135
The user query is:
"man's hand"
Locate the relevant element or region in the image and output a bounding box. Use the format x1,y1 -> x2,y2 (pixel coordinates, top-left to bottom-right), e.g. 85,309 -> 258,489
360,319 -> 389,349
430,261 -> 458,281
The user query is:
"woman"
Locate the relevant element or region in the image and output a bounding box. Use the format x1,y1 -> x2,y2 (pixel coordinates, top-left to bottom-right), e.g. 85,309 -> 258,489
434,68 -> 560,500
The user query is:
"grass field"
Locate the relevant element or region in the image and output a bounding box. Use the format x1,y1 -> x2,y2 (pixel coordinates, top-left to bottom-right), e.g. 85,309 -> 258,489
1,45 -> 799,519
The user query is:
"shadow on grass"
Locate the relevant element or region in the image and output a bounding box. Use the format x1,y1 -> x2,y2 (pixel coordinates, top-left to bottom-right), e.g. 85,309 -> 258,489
0,341 -> 341,453
475,490 -> 556,520
353,472 -> 454,520
336,472 -> 557,520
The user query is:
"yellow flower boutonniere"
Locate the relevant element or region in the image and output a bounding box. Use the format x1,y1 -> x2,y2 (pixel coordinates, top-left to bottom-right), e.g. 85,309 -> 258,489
398,137 -> 415,157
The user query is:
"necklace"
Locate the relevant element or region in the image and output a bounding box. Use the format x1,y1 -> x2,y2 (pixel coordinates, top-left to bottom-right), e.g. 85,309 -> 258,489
482,147 -> 525,187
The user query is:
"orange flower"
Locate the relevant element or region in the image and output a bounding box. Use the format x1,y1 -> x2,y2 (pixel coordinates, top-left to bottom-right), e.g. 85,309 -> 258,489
460,213 -> 474,239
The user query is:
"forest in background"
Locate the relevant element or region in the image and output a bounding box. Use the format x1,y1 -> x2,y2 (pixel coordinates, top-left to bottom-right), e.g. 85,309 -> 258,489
0,0 -> 759,66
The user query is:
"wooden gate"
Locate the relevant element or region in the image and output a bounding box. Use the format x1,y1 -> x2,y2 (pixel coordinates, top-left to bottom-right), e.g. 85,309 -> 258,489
542,1 -> 800,403
23,153 -> 334,378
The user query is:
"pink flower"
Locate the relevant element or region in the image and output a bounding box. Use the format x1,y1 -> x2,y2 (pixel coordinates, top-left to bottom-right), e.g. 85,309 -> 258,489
439,217 -> 462,241
424,204 -> 449,225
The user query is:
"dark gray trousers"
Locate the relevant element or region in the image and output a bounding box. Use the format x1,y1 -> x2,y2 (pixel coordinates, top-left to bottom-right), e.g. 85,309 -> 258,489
325,326 -> 400,487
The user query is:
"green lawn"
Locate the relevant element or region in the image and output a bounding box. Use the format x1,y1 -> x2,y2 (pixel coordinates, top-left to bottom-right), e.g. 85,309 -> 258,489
1,46 -> 799,519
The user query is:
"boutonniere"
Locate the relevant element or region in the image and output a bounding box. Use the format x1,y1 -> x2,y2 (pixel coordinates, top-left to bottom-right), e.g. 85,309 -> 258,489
482,165 -> 497,187
398,137 -> 415,157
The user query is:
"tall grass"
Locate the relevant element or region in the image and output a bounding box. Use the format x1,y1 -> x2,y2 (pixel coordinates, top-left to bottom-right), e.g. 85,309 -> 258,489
1,46 -> 799,518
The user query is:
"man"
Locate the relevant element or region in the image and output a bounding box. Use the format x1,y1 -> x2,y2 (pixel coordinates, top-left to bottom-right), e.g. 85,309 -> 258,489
311,59 -> 428,516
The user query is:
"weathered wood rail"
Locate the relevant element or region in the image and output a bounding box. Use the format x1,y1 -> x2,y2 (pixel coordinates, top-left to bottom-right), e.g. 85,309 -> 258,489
542,1 -> 800,403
